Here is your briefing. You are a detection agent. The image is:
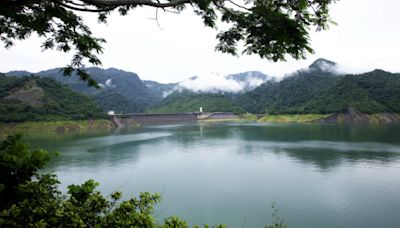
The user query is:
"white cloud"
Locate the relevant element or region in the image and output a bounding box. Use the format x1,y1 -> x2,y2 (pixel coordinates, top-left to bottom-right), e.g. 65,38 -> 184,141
162,90 -> 174,98
283,60 -> 371,79
177,72 -> 243,93
105,79 -> 114,87
239,78 -> 265,89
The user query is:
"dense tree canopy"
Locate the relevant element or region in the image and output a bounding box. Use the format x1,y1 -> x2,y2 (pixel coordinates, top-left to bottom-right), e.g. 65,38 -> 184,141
1,0 -> 335,86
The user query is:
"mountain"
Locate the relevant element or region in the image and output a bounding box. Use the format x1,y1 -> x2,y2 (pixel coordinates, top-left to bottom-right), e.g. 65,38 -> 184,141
143,71 -> 270,98
304,70 -> 400,113
6,59 -> 399,117
236,59 -> 341,113
0,75 -> 104,122
149,91 -> 246,114
5,67 -> 271,115
143,80 -> 178,100
225,71 -> 270,91
236,59 -> 400,114
6,68 -> 158,113
308,58 -> 337,72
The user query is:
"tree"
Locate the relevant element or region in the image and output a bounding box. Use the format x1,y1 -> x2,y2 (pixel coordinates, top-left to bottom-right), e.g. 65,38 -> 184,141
0,134 -> 167,227
1,0 -> 336,86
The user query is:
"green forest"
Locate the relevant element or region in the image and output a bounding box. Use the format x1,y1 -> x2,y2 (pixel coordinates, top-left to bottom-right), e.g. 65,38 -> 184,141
0,75 -> 105,122
235,69 -> 400,114
149,92 -> 246,114
2,63 -> 400,124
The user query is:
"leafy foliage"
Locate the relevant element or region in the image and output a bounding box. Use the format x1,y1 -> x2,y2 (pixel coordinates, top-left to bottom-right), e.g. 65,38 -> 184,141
0,134 -> 52,208
265,203 -> 287,228
0,134 -> 166,227
1,0 -> 336,86
0,1 -> 104,86
0,75 -> 105,122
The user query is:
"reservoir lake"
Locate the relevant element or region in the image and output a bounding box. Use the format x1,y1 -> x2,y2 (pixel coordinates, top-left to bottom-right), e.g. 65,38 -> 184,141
24,122 -> 400,227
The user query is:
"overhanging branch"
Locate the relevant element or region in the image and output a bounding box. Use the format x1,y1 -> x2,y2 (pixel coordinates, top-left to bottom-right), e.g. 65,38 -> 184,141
79,0 -> 192,8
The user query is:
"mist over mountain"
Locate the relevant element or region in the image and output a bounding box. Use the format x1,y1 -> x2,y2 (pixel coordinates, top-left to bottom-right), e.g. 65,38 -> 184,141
6,68 -> 269,113
147,71 -> 271,98
226,71 -> 270,91
4,58 -> 400,115
143,80 -> 178,100
149,91 -> 245,114
236,59 -> 400,114
308,58 -> 338,73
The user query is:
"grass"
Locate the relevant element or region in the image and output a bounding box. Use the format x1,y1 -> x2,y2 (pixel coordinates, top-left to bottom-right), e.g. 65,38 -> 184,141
366,114 -> 382,124
0,119 -> 115,136
258,114 -> 331,123
239,114 -> 259,121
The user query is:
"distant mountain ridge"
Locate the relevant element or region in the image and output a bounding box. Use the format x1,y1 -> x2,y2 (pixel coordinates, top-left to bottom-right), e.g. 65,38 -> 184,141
4,58 -> 400,117
225,71 -> 270,91
6,68 -> 268,113
6,68 -> 159,113
236,59 -> 400,115
144,71 -> 270,98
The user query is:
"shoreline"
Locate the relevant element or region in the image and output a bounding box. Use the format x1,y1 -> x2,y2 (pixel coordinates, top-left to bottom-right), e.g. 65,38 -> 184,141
2,112 -> 400,137
0,119 -> 116,137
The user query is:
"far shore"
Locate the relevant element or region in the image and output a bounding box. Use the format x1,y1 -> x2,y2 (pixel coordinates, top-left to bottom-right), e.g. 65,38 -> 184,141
0,119 -> 116,137
2,112 -> 400,137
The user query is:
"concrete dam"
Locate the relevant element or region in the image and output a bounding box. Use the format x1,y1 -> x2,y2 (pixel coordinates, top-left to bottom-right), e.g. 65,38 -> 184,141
110,112 -> 237,128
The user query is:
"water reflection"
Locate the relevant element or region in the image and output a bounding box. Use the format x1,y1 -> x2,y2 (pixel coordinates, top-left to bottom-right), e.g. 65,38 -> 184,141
32,122 -> 400,173
22,122 -> 400,228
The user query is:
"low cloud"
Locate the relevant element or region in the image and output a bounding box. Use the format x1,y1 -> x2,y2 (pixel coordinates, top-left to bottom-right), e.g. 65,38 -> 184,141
283,60 -> 365,79
241,77 -> 265,88
105,79 -> 113,87
177,72 -> 244,93
334,64 -> 371,75
105,78 -> 117,88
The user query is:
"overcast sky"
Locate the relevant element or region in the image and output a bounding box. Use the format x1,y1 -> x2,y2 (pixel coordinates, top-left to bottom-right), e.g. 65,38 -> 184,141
1,0 -> 400,83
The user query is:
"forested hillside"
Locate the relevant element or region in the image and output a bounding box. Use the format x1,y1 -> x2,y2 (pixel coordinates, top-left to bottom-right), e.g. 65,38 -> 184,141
149,91 -> 245,114
303,70 -> 400,113
7,68 -> 159,113
236,60 -> 400,114
143,80 -> 178,100
5,60 -> 400,116
0,75 -> 104,122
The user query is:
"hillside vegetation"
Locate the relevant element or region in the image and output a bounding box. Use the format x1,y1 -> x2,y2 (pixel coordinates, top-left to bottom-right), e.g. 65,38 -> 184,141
149,92 -> 246,114
7,68 -> 159,113
236,59 -> 400,115
0,75 -> 105,122
5,60 -> 400,119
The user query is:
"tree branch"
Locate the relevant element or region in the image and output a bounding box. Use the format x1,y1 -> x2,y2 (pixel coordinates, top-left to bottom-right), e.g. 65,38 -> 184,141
79,0 -> 192,8
56,1 -> 117,12
226,0 -> 250,11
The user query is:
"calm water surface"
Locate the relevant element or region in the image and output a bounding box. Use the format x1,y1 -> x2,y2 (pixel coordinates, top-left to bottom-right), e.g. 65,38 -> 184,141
25,122 -> 400,228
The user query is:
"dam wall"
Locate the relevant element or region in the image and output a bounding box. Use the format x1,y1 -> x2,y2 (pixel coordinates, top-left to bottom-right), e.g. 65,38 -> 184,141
206,112 -> 238,119
111,112 -> 237,127
111,113 -> 198,127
